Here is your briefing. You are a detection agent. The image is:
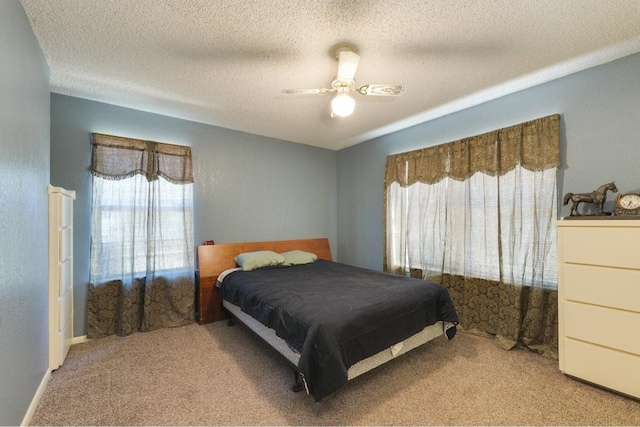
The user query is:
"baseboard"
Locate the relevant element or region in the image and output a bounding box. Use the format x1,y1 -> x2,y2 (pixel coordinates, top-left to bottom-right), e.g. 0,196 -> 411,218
21,369 -> 51,427
21,336 -> 88,425
71,335 -> 89,345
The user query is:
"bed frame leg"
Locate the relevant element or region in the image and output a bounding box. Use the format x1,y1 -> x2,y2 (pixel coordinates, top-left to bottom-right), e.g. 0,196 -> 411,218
444,322 -> 457,340
291,370 -> 304,392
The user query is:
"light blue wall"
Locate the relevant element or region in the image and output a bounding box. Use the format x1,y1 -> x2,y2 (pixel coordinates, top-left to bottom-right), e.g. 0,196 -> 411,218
0,1 -> 51,425
50,94 -> 338,336
336,52 -> 640,270
6,0 -> 637,420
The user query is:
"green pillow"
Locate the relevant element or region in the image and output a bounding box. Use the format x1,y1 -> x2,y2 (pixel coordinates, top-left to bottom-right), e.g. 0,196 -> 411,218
234,250 -> 285,271
280,250 -> 318,266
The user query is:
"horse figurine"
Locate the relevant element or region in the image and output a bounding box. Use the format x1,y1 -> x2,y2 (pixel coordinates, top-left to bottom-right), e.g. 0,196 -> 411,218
563,182 -> 618,216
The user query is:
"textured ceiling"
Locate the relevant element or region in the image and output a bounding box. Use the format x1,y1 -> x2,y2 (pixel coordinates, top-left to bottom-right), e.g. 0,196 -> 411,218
20,0 -> 640,150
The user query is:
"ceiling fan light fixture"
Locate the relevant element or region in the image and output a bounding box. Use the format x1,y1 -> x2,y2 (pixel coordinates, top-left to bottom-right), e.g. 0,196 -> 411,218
282,45 -> 404,118
331,88 -> 355,117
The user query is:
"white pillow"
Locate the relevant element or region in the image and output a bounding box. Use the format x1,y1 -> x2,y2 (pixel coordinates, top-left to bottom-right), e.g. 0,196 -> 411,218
234,250 -> 285,271
280,250 -> 318,266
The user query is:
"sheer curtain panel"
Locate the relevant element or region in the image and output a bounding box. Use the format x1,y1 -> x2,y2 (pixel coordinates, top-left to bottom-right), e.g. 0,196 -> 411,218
385,115 -> 561,357
87,133 -> 195,338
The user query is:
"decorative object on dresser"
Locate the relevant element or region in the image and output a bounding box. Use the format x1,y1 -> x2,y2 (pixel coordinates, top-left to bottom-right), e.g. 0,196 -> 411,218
562,182 -> 617,216
557,219 -> 640,399
614,192 -> 640,216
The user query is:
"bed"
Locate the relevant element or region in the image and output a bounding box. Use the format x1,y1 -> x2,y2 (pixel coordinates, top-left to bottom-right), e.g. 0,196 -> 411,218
196,238 -> 459,401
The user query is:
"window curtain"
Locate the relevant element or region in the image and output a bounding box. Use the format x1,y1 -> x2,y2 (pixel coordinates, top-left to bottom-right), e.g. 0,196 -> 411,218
384,115 -> 561,358
87,133 -> 195,338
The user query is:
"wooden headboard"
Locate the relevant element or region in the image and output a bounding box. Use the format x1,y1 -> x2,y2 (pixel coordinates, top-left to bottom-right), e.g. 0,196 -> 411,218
197,238 -> 332,278
195,238 -> 332,324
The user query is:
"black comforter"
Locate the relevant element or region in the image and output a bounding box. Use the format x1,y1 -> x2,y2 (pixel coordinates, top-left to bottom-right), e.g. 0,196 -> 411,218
220,260 -> 459,401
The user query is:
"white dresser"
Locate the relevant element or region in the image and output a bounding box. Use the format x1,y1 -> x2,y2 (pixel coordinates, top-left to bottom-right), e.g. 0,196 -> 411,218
48,185 -> 76,370
557,219 -> 640,399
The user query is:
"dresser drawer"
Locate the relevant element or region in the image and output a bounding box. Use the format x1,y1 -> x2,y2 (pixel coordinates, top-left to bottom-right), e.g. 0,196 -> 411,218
563,264 -> 640,312
561,226 -> 639,269
564,338 -> 640,399
564,301 -> 640,355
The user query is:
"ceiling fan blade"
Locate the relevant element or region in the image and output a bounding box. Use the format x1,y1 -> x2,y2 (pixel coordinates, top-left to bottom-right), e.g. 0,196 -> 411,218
337,50 -> 360,81
356,84 -> 406,96
282,88 -> 334,95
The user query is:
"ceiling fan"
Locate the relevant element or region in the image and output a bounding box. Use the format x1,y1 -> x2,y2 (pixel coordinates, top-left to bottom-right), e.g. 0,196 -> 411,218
282,46 -> 405,118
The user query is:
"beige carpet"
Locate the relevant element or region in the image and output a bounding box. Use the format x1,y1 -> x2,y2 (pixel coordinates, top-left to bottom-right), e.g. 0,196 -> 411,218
31,321 -> 640,426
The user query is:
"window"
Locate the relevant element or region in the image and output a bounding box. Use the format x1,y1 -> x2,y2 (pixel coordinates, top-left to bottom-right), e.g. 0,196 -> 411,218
87,133 -> 195,337
90,174 -> 194,284
384,115 -> 561,290
388,166 -> 557,289
384,115 -> 561,355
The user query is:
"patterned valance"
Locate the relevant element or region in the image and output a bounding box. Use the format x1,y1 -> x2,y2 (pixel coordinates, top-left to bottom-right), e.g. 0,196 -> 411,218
90,133 -> 194,184
384,114 -> 561,187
